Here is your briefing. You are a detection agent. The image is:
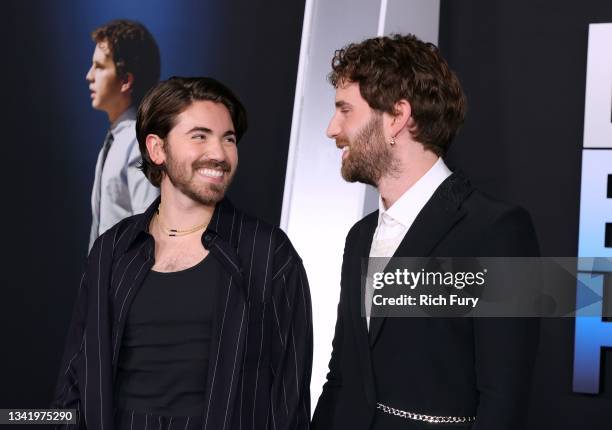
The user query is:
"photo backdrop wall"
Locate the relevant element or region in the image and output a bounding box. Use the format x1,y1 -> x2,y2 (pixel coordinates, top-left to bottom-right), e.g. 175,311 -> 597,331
0,0 -> 305,411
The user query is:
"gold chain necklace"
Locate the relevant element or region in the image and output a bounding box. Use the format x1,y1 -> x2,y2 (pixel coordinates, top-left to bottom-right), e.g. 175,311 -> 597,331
156,205 -> 208,237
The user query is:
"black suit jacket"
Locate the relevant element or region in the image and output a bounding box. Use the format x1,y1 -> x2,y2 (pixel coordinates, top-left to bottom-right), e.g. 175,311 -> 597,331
52,198 -> 313,430
312,173 -> 540,430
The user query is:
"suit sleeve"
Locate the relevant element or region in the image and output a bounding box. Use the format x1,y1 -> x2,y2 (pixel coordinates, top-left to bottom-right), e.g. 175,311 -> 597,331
269,256 -> 313,430
473,207 -> 540,430
126,139 -> 159,214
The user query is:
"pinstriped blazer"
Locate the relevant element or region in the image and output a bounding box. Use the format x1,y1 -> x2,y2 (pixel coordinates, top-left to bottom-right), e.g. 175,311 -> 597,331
52,197 -> 313,430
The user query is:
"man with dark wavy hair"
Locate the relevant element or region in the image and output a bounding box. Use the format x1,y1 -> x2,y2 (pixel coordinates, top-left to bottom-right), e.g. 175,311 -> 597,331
86,19 -> 161,250
312,34 -> 539,430
53,77 -> 312,430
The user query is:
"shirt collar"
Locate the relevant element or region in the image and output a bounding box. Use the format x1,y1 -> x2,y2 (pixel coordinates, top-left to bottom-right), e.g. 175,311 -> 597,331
378,157 -> 452,228
124,196 -> 246,289
109,106 -> 136,135
126,196 -> 237,251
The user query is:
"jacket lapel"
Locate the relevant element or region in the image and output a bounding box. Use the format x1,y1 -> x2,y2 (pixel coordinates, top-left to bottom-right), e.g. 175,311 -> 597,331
368,173 -> 473,346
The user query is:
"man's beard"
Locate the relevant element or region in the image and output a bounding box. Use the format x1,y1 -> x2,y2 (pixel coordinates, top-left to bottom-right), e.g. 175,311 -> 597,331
339,114 -> 398,186
163,148 -> 234,206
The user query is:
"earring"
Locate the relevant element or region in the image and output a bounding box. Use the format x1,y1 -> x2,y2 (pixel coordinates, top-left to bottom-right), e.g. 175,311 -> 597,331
390,138 -> 396,146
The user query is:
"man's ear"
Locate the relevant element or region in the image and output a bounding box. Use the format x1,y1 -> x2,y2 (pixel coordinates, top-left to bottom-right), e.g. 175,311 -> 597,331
120,72 -> 135,94
146,134 -> 165,165
388,99 -> 413,138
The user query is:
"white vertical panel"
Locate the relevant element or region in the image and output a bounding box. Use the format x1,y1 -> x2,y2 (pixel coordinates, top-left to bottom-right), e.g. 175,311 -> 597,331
583,23 -> 612,149
281,0 -> 441,409
578,24 -> 612,258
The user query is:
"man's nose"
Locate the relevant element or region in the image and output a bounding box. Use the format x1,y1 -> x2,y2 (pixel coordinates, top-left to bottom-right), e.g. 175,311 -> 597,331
85,65 -> 94,82
326,114 -> 340,139
205,137 -> 227,161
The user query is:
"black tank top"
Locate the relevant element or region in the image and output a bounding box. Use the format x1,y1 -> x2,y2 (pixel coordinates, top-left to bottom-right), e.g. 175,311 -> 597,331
116,254 -> 226,416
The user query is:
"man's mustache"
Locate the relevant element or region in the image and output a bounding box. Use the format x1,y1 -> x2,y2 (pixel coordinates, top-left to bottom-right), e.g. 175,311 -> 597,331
192,159 -> 231,172
335,138 -> 350,149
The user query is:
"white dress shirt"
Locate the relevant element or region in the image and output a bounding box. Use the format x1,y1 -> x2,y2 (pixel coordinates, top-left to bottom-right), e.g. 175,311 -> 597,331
89,107 -> 160,250
366,157 -> 452,327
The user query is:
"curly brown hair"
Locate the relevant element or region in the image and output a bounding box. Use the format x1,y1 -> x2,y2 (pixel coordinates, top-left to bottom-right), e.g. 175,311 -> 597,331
136,77 -> 248,187
329,34 -> 466,156
92,20 -> 160,106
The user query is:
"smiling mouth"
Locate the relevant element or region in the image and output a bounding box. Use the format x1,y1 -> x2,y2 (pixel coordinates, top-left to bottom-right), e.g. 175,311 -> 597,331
341,146 -> 350,160
197,168 -> 225,180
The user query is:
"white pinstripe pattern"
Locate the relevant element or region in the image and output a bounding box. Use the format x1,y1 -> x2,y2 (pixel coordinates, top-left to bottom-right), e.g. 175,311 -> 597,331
251,227 -> 273,430
114,222 -> 135,250
236,213 -> 245,249
270,387 -> 278,430
97,234 -> 105,430
213,243 -> 241,273
274,238 -> 287,254
246,221 -> 260,296
272,256 -> 293,281
282,275 -> 301,397
282,378 -> 289,416
238,303 -> 249,430
299,273 -> 309,325
110,252 -> 129,288
271,298 -> 285,346
229,206 -> 236,243
222,304 -> 246,430
203,276 -> 233,430
236,214 -> 246,430
262,231 -> 273,300
113,242 -> 147,299
251,301 -> 266,430
63,333 -> 85,378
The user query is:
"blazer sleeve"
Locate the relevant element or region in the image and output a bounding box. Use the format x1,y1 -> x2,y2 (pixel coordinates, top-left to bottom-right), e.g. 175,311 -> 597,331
269,253 -> 313,430
472,207 -> 540,430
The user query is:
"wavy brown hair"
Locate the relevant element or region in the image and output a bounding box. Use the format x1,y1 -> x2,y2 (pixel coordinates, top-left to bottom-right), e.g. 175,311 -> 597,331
329,34 -> 466,156
92,20 -> 160,106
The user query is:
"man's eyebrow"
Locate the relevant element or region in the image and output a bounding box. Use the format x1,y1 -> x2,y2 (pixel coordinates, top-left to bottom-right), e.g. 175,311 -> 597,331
335,100 -> 351,109
186,127 -> 236,136
186,126 -> 212,134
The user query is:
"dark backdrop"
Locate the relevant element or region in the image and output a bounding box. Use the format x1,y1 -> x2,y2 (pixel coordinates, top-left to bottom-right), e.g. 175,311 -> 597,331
0,0 -> 304,412
440,1 -> 612,428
